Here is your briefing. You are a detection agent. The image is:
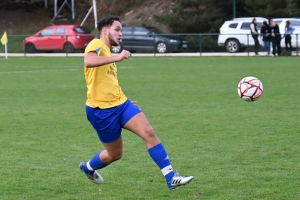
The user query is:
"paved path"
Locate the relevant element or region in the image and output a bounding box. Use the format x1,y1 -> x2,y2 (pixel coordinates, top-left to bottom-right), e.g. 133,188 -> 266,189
0,52 -> 258,57
0,52 -> 299,57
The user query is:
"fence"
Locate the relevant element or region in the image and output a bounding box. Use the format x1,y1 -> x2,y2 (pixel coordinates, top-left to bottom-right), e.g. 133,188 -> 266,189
1,33 -> 299,56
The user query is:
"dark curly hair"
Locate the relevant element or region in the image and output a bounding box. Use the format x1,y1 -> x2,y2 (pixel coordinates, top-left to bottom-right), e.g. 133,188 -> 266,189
97,15 -> 120,34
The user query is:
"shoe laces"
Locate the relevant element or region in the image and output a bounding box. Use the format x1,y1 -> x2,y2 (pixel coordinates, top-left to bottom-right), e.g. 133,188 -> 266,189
93,172 -> 99,179
173,172 -> 183,179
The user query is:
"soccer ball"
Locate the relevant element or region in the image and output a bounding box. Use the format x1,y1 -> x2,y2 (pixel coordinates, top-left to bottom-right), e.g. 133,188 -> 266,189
237,76 -> 263,102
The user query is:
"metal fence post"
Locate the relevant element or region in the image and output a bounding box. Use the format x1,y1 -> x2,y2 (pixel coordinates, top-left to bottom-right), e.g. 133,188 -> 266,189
297,34 -> 298,56
24,35 -> 26,57
247,34 -> 249,57
153,34 -> 156,57
66,35 -> 68,57
199,34 -> 202,56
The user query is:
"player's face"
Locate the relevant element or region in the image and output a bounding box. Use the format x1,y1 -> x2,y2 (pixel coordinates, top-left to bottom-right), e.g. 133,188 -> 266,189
108,21 -> 122,46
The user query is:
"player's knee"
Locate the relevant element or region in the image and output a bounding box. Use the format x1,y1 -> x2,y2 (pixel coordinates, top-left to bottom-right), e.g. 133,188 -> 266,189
144,125 -> 155,136
142,125 -> 159,143
109,151 -> 123,162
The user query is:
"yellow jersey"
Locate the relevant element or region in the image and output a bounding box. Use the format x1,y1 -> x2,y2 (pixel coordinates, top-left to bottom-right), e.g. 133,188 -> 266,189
84,39 -> 127,108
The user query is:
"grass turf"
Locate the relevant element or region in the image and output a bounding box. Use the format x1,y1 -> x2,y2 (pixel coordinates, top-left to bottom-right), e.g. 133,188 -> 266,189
0,56 -> 299,200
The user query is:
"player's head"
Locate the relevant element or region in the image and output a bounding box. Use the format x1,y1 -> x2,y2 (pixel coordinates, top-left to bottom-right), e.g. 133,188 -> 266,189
268,18 -> 273,25
97,15 -> 122,47
262,21 -> 267,27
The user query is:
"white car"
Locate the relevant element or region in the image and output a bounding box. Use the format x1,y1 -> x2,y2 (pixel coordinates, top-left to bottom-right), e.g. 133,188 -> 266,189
273,18 -> 300,48
218,17 -> 268,53
218,17 -> 300,53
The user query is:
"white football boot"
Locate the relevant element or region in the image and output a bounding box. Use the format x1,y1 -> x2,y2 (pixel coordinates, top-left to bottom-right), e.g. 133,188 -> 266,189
168,172 -> 194,190
79,162 -> 104,184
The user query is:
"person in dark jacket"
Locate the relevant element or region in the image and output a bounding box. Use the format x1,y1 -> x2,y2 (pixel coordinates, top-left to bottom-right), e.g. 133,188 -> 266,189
270,20 -> 281,56
260,21 -> 271,55
250,18 -> 260,55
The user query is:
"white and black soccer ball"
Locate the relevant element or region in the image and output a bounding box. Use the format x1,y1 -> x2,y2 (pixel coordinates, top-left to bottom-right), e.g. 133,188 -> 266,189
237,76 -> 263,102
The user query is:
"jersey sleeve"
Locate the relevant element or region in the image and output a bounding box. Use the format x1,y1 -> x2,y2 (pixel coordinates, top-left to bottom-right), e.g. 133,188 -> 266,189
84,39 -> 102,55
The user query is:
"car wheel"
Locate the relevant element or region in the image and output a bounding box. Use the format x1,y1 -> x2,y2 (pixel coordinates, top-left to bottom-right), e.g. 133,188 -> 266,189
64,42 -> 75,53
225,39 -> 240,53
111,45 -> 122,53
156,42 -> 167,53
25,43 -> 36,53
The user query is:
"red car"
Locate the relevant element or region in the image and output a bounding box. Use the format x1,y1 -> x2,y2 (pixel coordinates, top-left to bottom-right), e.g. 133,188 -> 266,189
22,25 -> 94,53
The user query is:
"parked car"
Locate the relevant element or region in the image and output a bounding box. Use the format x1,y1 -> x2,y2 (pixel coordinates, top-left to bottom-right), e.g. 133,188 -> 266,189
273,18 -> 300,48
22,25 -> 94,53
218,17 -> 268,53
111,26 -> 188,53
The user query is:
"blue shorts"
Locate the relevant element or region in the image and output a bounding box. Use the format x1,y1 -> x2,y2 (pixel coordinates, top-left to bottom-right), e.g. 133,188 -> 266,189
85,100 -> 142,143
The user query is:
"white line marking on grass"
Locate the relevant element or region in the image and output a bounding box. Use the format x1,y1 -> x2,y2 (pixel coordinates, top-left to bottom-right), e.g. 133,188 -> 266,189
118,66 -> 135,69
0,68 -> 79,75
0,65 -> 78,68
0,65 -> 45,68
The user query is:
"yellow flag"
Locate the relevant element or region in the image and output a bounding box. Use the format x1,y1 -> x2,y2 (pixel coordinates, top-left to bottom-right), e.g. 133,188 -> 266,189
1,32 -> 8,45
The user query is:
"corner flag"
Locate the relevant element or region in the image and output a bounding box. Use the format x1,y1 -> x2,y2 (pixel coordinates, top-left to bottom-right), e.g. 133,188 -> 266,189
1,32 -> 8,45
1,32 -> 8,59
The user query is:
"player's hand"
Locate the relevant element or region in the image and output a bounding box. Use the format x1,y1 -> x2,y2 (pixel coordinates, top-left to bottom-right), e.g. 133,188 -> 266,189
131,101 -> 138,106
118,50 -> 131,61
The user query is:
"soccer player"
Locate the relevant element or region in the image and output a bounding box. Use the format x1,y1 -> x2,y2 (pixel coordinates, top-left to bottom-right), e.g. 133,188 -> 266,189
79,15 -> 193,190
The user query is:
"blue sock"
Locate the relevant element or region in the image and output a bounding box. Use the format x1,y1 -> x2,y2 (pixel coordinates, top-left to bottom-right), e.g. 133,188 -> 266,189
83,152 -> 107,175
148,143 -> 174,182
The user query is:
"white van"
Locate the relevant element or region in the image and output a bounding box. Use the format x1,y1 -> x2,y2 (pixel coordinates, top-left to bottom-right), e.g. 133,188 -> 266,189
218,17 -> 300,53
218,17 -> 268,53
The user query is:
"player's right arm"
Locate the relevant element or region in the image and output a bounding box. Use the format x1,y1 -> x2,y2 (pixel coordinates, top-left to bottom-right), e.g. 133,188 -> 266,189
84,50 -> 132,68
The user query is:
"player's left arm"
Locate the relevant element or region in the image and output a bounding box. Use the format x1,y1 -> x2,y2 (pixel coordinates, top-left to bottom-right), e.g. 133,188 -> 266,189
84,52 -> 120,67
291,25 -> 295,33
84,50 -> 132,68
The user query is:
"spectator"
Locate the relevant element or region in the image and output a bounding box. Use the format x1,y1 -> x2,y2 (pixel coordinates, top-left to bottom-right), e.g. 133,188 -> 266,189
250,18 -> 260,55
284,20 -> 295,52
268,19 -> 273,54
270,20 -> 281,56
260,21 -> 271,56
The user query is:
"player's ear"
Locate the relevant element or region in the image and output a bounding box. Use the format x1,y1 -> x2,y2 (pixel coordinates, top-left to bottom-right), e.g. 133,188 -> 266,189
102,27 -> 108,35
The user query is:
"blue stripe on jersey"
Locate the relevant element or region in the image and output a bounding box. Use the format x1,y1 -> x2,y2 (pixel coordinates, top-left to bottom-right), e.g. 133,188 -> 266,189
95,48 -> 101,54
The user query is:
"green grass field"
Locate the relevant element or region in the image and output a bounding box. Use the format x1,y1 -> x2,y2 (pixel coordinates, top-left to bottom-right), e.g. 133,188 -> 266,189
0,56 -> 299,200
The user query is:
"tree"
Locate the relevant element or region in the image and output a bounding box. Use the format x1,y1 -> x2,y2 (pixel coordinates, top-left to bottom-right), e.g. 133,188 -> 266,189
284,0 -> 300,17
156,0 -> 300,33
244,0 -> 300,18
76,0 -> 137,19
74,0 -> 137,30
155,0 -> 245,33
